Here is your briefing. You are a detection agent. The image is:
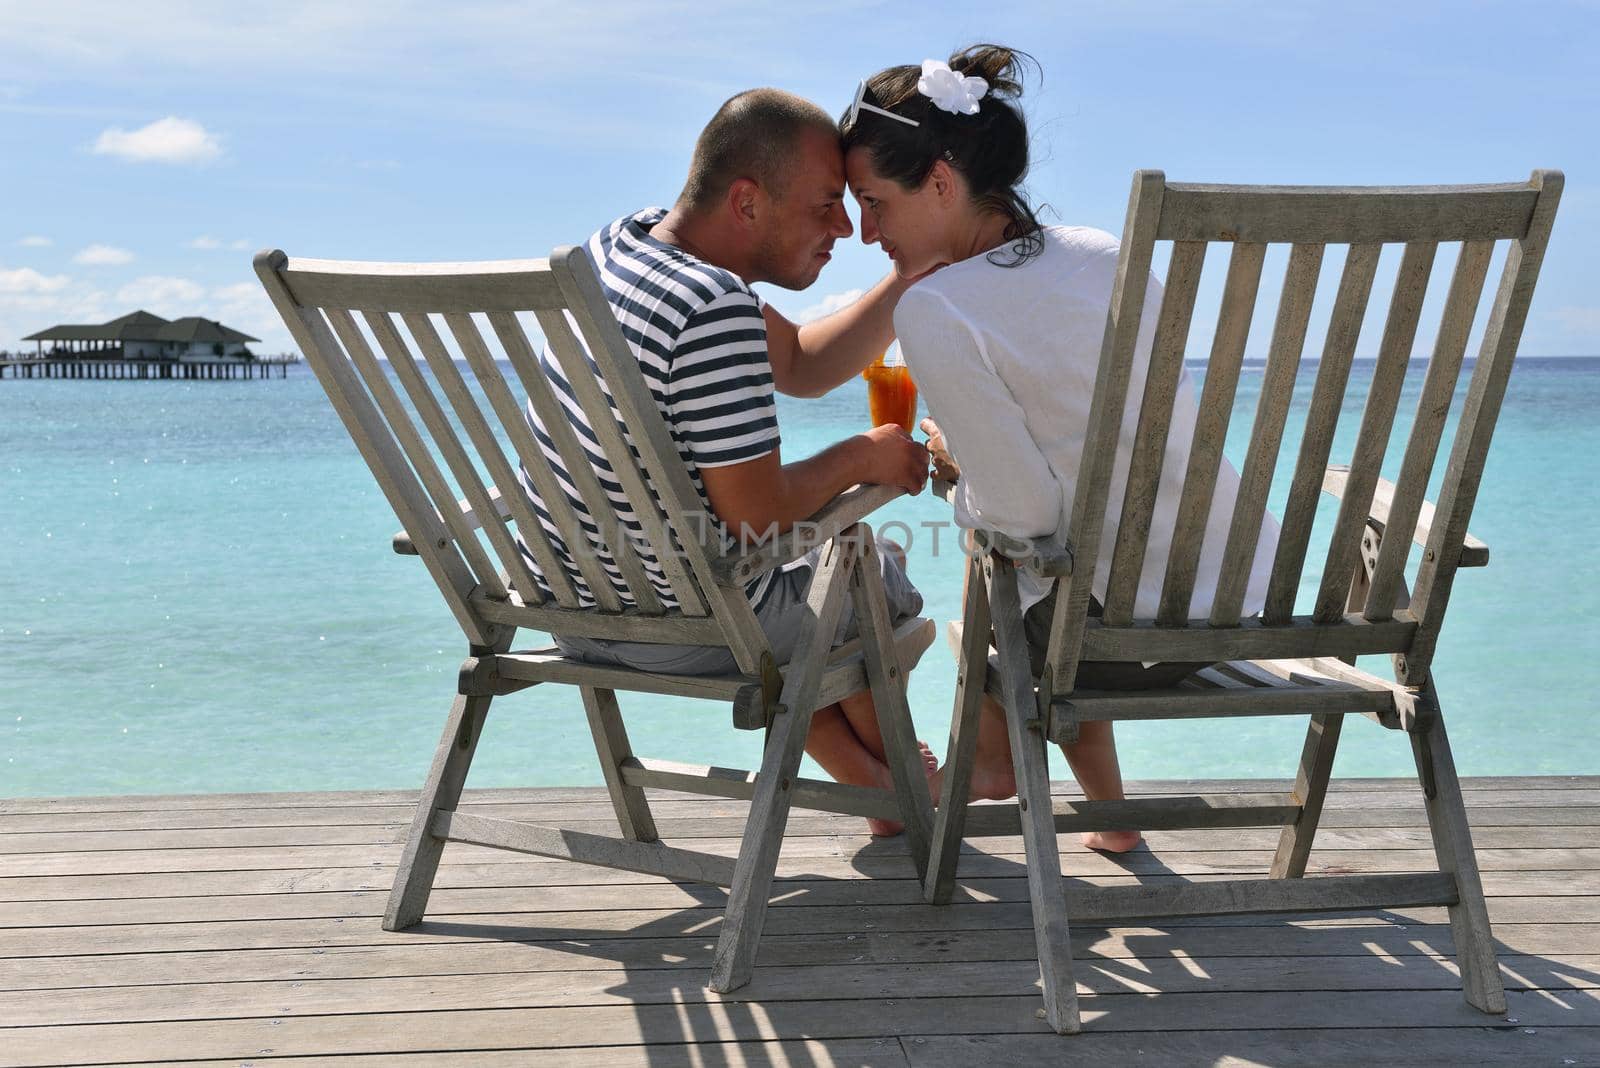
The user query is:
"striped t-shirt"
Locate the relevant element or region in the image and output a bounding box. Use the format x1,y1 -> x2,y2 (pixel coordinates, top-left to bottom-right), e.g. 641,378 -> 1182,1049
516,208 -> 782,612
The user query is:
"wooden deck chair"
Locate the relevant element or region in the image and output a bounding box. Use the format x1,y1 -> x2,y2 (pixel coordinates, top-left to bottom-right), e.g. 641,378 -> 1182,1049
924,170 -> 1563,1033
253,247 -> 937,994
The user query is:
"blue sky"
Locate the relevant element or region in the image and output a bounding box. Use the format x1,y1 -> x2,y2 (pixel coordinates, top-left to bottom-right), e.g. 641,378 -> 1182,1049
2,1 -> 1595,356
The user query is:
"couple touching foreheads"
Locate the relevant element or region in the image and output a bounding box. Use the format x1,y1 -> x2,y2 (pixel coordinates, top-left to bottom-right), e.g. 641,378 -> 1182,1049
519,44 -> 1277,852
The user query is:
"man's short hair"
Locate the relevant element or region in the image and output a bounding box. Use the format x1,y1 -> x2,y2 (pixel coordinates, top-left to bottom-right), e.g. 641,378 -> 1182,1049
678,89 -> 838,211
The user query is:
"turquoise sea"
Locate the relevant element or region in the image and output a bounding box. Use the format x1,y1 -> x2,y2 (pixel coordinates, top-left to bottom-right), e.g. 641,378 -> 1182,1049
3,357 -> 1597,797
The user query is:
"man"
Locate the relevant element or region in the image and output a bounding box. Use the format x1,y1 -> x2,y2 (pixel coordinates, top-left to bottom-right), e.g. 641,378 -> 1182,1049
519,89 -> 932,833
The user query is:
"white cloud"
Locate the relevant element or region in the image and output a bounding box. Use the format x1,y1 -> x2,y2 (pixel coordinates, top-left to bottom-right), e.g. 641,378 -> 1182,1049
73,243 -> 135,266
17,235 -> 52,247
210,281 -> 281,345
190,236 -> 252,251
0,271 -> 106,351
0,267 -> 71,294
93,116 -> 221,164
116,275 -> 205,306
794,288 -> 865,324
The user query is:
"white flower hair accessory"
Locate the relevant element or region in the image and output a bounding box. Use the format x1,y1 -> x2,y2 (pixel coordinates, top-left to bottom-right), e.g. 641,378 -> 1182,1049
917,59 -> 988,116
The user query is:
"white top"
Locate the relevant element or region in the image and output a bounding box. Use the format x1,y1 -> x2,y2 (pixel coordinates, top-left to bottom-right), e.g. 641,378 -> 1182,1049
895,225 -> 1280,618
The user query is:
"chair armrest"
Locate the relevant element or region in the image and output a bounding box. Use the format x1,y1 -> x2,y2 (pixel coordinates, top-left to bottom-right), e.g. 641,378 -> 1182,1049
711,483 -> 904,586
931,480 -> 1073,578
392,486 -> 516,556
1322,465 -> 1489,567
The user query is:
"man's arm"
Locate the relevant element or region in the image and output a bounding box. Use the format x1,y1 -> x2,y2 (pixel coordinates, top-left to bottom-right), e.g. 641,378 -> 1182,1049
763,271 -> 914,398
699,426 -> 929,544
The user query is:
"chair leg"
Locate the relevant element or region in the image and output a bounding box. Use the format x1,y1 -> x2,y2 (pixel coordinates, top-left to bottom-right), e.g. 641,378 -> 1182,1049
1270,712 -> 1345,878
708,533 -> 858,994
581,686 -> 658,843
1412,686 -> 1506,1014
385,687 -> 494,931
850,536 -> 934,878
926,551 -> 992,904
989,556 -> 1080,1035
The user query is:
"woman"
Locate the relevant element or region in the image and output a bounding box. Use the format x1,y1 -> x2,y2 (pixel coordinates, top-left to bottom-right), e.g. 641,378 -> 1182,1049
841,45 -> 1279,852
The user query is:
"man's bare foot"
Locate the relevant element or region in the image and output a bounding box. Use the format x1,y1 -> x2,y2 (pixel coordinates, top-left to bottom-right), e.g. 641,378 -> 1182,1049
866,742 -> 942,837
1082,829 -> 1143,853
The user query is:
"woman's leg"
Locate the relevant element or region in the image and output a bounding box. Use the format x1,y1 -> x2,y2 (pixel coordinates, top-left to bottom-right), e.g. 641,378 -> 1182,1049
1058,718 -> 1142,853
804,691 -> 937,836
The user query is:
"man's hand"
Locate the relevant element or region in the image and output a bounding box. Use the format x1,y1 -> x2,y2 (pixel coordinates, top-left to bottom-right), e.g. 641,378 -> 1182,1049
920,417 -> 960,483
859,424 -> 930,496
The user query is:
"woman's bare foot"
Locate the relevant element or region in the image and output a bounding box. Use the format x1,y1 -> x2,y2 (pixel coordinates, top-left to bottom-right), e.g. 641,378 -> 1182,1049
967,763 -> 1017,802
1082,829 -> 1143,853
866,741 -> 942,837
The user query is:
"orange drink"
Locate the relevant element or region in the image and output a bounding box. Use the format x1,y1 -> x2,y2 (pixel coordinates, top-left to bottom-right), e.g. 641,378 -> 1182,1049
863,347 -> 917,431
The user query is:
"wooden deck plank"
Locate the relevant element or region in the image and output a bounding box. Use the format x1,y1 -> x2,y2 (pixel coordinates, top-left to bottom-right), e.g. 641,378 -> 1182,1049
4,851 -> 1599,928
1,888 -> 1592,960
5,826 -> 1597,878
9,801 -> 1600,837
4,990 -> 1596,1066
899,1028 -> 1600,1067
8,954 -> 1600,1028
0,777 -> 1594,1067
4,922 -> 1594,993
6,820 -> 1599,856
2,775 -> 1592,815
83,1045 -> 912,1068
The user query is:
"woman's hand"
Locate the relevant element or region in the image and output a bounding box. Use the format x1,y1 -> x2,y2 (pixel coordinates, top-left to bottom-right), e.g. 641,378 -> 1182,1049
921,417 -> 960,482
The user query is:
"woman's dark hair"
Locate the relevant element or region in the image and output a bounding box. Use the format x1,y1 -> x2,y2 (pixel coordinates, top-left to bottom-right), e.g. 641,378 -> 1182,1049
840,44 -> 1042,267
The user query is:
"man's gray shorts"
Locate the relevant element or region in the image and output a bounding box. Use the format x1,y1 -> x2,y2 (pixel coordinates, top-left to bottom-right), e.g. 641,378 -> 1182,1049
554,535 -> 923,677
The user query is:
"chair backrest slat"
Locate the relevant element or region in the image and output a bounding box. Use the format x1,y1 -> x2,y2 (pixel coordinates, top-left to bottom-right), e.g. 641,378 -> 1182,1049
325,307 -> 513,603
1262,243 -> 1381,624
1101,240 -> 1207,626
1156,183 -> 1539,244
1156,240 -> 1267,625
1209,242 -> 1324,626
1312,241 -> 1437,623
435,312 -> 591,609
376,310 -> 543,603
253,259 -> 491,643
532,306 -> 709,618
1361,240 -> 1494,622
486,310 -> 661,615
1043,171 -> 1166,682
275,258 -> 567,314
1405,170 -> 1564,684
450,312 -> 623,613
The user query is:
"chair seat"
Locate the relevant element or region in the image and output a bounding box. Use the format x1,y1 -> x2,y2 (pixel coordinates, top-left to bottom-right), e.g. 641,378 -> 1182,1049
946,620 -> 1415,740
496,615 -> 936,728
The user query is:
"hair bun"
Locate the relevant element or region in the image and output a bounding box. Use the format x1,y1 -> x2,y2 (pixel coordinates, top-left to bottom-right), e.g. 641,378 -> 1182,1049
947,44 -> 1033,98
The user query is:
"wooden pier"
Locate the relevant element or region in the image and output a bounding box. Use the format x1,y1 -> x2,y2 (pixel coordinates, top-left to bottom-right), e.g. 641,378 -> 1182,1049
2,775 -> 1597,1066
0,355 -> 298,381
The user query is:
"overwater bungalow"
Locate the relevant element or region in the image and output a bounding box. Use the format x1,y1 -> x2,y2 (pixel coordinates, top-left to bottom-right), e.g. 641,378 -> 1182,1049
4,309 -> 295,380
21,309 -> 259,361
